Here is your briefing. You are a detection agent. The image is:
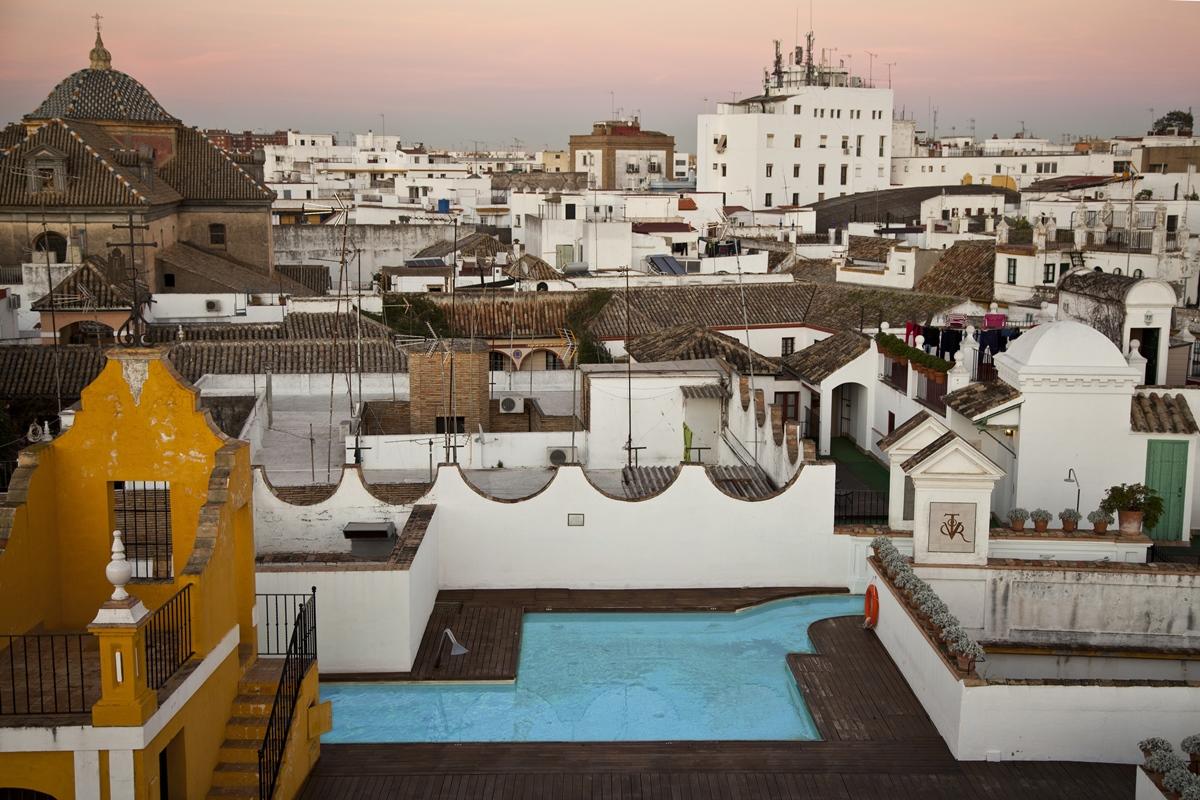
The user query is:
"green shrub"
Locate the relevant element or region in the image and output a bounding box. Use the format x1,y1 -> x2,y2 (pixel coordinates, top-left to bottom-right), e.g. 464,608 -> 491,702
1100,483 -> 1164,530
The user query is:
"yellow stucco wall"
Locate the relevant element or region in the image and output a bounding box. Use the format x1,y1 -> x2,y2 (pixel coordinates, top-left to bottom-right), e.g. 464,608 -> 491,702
0,751 -> 74,798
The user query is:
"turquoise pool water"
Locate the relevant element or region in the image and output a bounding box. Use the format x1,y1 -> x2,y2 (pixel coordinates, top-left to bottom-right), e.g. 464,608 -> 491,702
322,594 -> 860,742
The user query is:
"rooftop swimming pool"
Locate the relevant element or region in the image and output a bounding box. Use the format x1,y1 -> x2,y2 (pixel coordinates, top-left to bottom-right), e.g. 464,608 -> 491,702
322,593 -> 860,742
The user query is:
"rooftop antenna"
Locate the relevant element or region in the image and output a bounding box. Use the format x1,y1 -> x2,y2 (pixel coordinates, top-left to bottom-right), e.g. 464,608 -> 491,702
865,51 -> 876,88
885,61 -> 896,89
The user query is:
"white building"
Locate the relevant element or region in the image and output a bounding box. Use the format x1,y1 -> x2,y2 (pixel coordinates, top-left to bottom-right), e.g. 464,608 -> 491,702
697,39 -> 894,208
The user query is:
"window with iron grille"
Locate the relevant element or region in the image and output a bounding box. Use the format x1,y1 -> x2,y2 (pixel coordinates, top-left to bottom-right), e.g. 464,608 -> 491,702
545,351 -> 565,370
112,481 -> 173,580
208,224 -> 226,246
780,337 -> 795,356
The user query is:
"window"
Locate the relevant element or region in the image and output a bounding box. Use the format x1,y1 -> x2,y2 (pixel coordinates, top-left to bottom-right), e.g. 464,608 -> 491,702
1113,268 -> 1123,275
841,135 -> 849,152
817,164 -> 826,185
1020,164 -> 1028,174
1006,258 -> 1017,284
208,224 -> 227,246
793,164 -> 800,178
32,231 -> 68,263
777,391 -> 800,421
793,134 -> 802,148
792,192 -> 799,205
489,351 -> 509,371
840,164 -> 848,185
1043,263 -> 1056,284
1133,268 -> 1144,278
879,136 -> 886,157
887,411 -> 895,434
765,163 -> 773,178
435,416 -> 465,434
766,133 -> 775,148
163,273 -> 175,288
721,164 -> 727,177
764,192 -> 773,206
793,104 -> 802,114
712,163 -> 718,170
781,337 -> 795,356
995,164 -> 1002,174
112,481 -> 173,580
545,351 -> 565,370
855,135 -> 863,157
819,135 -> 827,149
1059,262 -> 1069,277
820,108 -> 826,118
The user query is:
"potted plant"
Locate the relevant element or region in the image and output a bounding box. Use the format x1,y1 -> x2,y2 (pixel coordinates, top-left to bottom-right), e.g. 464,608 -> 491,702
1147,751 -> 1188,778
1142,737 -> 1175,760
1058,508 -> 1081,533
1100,483 -> 1164,535
1184,734 -> 1200,773
1008,507 -> 1029,532
948,633 -> 985,672
1088,509 -> 1113,534
1030,508 -> 1052,532
1164,767 -> 1198,796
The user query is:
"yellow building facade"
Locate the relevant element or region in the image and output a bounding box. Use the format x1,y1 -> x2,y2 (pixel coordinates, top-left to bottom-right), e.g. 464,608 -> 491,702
0,348 -> 325,799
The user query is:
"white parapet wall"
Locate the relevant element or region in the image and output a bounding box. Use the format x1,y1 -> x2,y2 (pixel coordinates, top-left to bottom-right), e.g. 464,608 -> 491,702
868,560 -> 1200,764
424,463 -> 845,589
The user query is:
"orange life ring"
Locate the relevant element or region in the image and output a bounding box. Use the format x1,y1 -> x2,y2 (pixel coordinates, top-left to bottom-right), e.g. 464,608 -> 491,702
863,584 -> 880,629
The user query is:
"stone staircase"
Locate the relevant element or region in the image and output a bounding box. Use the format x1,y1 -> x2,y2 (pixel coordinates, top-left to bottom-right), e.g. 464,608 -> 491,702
206,658 -> 284,799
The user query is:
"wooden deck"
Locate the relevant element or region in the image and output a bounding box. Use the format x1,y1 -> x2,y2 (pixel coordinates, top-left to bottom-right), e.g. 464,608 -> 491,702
301,590 -> 1132,799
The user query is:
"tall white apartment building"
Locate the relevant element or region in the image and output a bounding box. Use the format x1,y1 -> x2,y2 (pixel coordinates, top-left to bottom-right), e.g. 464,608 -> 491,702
697,38 -> 894,209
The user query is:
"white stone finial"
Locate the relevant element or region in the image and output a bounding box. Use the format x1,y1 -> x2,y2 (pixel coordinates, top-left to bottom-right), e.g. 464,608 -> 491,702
880,321 -> 890,334
106,530 -> 133,602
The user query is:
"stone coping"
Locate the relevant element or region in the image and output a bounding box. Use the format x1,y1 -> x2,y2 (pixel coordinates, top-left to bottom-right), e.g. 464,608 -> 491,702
833,525 -> 911,538
992,527 -> 1151,544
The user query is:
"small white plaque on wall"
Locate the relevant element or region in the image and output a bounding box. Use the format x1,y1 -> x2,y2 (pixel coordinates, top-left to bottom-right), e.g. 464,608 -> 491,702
928,502 -> 977,553
567,513 -> 585,527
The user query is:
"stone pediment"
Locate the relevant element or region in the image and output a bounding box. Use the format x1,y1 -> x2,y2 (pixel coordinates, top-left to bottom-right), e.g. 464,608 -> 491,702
903,431 -> 1005,481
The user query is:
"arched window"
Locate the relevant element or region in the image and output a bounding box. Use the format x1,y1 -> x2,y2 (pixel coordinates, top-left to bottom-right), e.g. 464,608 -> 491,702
1133,269 -> 1144,278
536,282 -> 549,292
208,224 -> 227,246
32,231 -> 68,264
488,351 -> 509,372
1113,268 -> 1122,275
545,351 -> 565,370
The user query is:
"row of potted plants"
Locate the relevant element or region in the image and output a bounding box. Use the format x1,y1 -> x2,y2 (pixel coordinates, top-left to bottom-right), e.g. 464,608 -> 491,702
1006,482 -> 1165,534
1140,735 -> 1200,799
1007,507 -> 1109,533
870,536 -> 985,673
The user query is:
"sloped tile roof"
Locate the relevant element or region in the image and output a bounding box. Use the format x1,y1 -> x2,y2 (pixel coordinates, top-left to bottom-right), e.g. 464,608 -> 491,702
944,379 -> 1021,419
276,265 -> 331,294
421,292 -> 577,338
587,283 -> 964,339
281,311 -> 393,340
776,256 -> 837,283
627,324 -> 781,376
158,243 -> 317,295
680,383 -> 726,399
917,241 -> 996,303
490,172 -> 589,192
157,127 -> 274,202
783,329 -> 871,384
415,232 -> 509,260
30,258 -> 148,311
618,465 -> 776,499
847,235 -> 896,263
901,431 -> 959,472
144,311 -> 390,343
503,254 -> 562,282
168,339 -> 406,382
27,68 -> 179,123
0,119 -> 182,208
1059,270 -> 1141,303
1130,392 -> 1199,434
876,410 -> 932,451
0,345 -> 106,398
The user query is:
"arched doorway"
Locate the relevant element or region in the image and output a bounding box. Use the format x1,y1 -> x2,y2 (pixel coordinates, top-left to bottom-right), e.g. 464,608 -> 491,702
59,320 -> 116,346
829,381 -> 869,447
32,231 -> 68,264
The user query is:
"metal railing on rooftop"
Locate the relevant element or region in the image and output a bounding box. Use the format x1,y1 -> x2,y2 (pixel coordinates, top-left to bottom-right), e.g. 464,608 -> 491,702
834,489 -> 888,524
0,266 -> 22,284
145,584 -> 193,690
0,633 -> 91,715
258,588 -> 317,800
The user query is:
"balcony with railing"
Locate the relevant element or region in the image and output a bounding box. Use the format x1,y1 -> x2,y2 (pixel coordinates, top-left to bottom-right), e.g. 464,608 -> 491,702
0,265 -> 22,284
915,369 -> 947,415
0,533 -> 196,726
256,589 -> 318,800
881,355 -> 909,394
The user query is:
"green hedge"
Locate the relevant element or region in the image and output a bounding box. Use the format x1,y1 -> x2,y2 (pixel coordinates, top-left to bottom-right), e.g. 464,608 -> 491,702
371,294 -> 452,338
875,332 -> 951,372
566,289 -> 614,364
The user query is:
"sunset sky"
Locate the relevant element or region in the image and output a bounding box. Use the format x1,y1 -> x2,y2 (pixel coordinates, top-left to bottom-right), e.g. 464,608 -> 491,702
1,0 -> 1197,152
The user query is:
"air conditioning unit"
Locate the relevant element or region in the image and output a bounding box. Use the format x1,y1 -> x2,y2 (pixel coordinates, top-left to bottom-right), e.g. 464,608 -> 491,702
498,395 -> 525,414
547,446 -> 576,466
205,299 -> 222,312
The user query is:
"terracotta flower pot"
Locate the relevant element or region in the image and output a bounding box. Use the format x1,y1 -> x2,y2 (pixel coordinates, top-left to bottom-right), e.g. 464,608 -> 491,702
1010,520 -> 1025,532
1033,519 -> 1049,532
954,653 -> 975,672
1093,520 -> 1108,534
1062,520 -> 1077,533
1118,510 -> 1144,535
1190,751 -> 1200,774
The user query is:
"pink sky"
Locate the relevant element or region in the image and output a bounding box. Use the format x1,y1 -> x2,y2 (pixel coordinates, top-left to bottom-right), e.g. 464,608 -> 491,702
1,0 -> 1197,151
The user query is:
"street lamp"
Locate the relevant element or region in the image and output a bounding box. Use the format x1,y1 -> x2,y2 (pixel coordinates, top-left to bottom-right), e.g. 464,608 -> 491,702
1064,468 -> 1080,515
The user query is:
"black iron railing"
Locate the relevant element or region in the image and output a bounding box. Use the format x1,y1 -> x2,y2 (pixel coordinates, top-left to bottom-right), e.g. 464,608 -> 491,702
145,584 -> 193,690
834,489 -> 888,524
256,593 -> 315,657
0,633 -> 91,715
258,588 -> 317,800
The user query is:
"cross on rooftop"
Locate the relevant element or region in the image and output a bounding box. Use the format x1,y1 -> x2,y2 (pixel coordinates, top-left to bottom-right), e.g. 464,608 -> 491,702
92,12 -> 102,34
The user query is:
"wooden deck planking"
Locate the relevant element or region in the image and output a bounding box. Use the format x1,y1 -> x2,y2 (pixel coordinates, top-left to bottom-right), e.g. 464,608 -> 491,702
303,594 -> 1133,799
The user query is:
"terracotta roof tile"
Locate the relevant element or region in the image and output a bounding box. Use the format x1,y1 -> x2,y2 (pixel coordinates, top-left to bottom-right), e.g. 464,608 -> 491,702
847,235 -> 896,263
27,68 -> 179,123
158,243 -> 317,295
415,232 -> 509,261
627,324 -> 781,376
30,257 -> 148,311
276,264 -> 331,294
917,241 -> 996,303
901,430 -> 958,472
876,410 -> 932,451
168,339 -> 406,382
1130,392 -> 1199,435
783,329 -> 871,384
157,127 -> 274,202
503,254 -> 562,282
0,345 -> 105,398
944,379 -> 1021,419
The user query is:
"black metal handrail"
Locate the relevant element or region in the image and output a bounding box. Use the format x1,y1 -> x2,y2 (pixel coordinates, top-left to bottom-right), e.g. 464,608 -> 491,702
256,593 -> 315,656
0,633 -> 91,715
145,584 -> 193,690
834,489 -> 889,524
258,588 -> 317,800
